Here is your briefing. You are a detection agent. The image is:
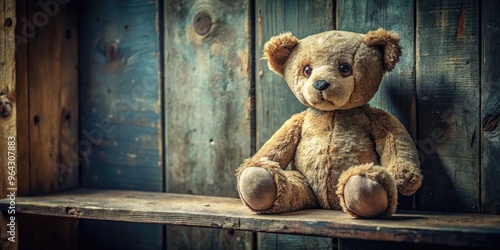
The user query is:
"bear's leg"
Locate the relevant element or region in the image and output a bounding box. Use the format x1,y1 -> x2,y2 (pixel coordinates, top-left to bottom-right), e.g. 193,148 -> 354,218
237,165 -> 317,214
336,163 -> 397,218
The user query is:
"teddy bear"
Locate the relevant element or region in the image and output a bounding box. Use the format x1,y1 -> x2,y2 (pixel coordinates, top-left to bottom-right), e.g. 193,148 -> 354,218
236,28 -> 422,218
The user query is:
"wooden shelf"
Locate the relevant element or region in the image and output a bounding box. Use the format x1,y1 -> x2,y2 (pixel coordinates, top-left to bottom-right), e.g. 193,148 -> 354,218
1,188 -> 499,247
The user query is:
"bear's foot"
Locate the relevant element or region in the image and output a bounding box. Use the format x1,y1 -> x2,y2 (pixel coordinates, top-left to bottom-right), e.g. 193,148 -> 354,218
343,175 -> 388,217
337,163 -> 397,218
238,167 -> 277,211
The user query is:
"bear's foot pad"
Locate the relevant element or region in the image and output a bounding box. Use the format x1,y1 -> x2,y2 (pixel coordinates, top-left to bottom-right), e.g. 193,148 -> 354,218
239,167 -> 277,211
343,175 -> 388,218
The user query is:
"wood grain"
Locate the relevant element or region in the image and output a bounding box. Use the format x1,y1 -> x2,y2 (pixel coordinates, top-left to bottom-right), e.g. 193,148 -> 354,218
255,0 -> 335,248
337,0 -> 416,138
337,0 -> 416,213
164,0 -> 252,248
27,0 -> 78,194
1,189 -> 499,247
337,2 -> 417,248
0,1 -> 17,249
78,0 -> 164,249
481,0 -> 500,215
15,1 -> 81,249
14,0 -> 29,197
79,0 -> 163,191
416,0 -> 480,213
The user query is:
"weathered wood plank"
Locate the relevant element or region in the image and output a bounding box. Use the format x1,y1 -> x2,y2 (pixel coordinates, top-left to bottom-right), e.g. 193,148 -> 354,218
164,0 -> 253,249
0,1 -> 17,248
1,189 -> 499,247
27,0 -> 78,194
337,0 -> 416,213
14,0 -> 29,197
416,0 -> 480,213
256,0 -> 334,147
15,1 -> 80,249
481,0 -> 500,214
337,2 -> 417,248
79,0 -> 163,191
78,0 -> 164,249
255,0 -> 335,248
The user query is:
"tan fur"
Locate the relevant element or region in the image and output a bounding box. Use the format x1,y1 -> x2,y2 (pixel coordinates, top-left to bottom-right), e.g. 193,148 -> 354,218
263,32 -> 299,77
237,29 -> 422,218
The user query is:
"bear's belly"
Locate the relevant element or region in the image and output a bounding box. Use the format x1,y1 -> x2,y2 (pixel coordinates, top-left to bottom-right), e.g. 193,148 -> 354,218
293,126 -> 379,209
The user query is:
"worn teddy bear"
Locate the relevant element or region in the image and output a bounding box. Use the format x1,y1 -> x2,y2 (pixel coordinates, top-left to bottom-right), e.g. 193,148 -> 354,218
236,29 -> 422,218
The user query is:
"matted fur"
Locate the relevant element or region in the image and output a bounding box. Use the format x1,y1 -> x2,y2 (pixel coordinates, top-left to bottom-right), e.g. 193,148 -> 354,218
236,28 -> 422,218
263,32 -> 299,77
363,28 -> 402,71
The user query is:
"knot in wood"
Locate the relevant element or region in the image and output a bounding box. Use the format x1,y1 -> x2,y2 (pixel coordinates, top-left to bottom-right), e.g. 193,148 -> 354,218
483,116 -> 499,132
194,11 -> 212,36
0,94 -> 12,118
4,18 -> 12,27
106,43 -> 119,63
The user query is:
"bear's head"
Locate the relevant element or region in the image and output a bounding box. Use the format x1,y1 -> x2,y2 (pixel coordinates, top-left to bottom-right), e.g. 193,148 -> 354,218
263,28 -> 401,111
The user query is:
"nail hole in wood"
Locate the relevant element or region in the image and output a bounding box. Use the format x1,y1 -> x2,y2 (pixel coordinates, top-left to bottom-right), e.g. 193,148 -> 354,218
34,115 -> 40,124
4,18 -> 12,27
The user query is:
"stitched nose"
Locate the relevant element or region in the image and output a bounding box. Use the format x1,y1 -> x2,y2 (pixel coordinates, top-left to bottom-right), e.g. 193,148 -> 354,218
313,80 -> 330,91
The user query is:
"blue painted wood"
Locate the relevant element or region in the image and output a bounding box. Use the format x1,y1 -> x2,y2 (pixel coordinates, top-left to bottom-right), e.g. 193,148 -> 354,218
79,0 -> 162,191
255,0 -> 335,248
416,0 -> 480,213
78,0 -> 163,248
481,0 -> 500,214
164,0 -> 253,248
336,1 -> 416,249
337,0 -> 416,211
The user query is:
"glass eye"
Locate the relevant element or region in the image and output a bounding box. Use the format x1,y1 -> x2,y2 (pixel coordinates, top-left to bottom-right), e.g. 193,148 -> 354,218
339,63 -> 352,77
303,65 -> 313,78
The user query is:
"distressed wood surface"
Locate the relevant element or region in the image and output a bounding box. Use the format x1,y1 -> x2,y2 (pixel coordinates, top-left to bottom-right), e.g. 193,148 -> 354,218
0,1 -> 17,249
1,189 -> 500,247
14,0 -> 29,198
164,0 -> 252,249
481,0 -> 500,215
416,0 -> 480,213
337,2 -> 417,248
337,0 -> 416,138
14,0 -> 81,249
337,0 -> 416,213
27,0 -> 79,194
255,0 -> 335,248
79,0 -> 163,191
78,0 -> 164,249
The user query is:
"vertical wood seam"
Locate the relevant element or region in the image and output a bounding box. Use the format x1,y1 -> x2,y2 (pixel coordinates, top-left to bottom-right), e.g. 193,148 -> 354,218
477,0 -> 483,214
412,0 -> 419,211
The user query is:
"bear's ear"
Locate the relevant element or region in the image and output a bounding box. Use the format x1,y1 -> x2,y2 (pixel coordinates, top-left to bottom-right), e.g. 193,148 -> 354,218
263,32 -> 299,77
364,28 -> 402,72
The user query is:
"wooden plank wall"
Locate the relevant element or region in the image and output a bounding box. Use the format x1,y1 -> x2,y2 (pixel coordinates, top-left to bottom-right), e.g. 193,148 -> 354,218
481,0 -> 500,215
337,0 -> 416,211
34,0 -> 498,249
0,1 -> 17,249
78,0 -> 163,249
11,0 -> 80,249
164,0 -> 253,248
416,0 -> 481,214
254,0 -> 336,249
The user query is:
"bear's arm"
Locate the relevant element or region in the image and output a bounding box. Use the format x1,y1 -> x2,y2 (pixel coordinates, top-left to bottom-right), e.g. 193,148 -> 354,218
365,106 -> 422,196
245,111 -> 306,170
